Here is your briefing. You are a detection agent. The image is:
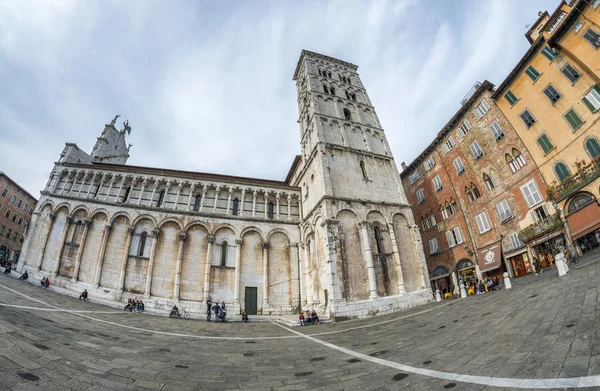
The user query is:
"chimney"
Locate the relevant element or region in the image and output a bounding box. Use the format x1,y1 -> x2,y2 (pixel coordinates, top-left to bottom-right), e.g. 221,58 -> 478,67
401,161 -> 407,171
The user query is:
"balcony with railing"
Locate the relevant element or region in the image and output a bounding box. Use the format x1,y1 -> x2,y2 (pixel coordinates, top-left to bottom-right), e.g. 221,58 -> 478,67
519,213 -> 563,243
548,160 -> 600,202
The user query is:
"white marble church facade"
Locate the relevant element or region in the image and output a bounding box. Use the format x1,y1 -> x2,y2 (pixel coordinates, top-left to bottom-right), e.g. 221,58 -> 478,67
20,51 -> 431,319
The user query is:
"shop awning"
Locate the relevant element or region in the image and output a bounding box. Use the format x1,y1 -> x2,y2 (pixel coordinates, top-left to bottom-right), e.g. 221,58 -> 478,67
477,240 -> 502,273
567,202 -> 600,241
530,230 -> 564,247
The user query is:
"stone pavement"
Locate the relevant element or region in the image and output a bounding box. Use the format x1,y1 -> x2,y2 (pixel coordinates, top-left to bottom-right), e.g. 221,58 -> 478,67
2,260 -> 600,390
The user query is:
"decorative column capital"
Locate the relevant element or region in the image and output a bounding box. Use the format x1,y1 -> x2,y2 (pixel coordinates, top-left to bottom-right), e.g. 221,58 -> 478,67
127,226 -> 135,235
178,183 -> 184,190
359,220 -> 370,228
49,212 -> 57,221
235,239 -> 243,246
83,219 -> 93,227
207,234 -> 215,244
153,181 -> 161,190
228,188 -> 233,195
276,194 -> 280,201
152,228 -> 161,238
66,215 -> 74,225
105,223 -> 113,232
253,191 -> 258,199
179,231 -> 188,242
322,219 -> 339,227
262,242 -> 269,249
297,242 -> 304,249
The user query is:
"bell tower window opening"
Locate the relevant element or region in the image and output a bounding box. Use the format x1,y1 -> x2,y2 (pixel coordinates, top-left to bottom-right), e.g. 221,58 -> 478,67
138,231 -> 147,257
193,194 -> 201,212
330,87 -> 335,95
268,202 -> 274,219
323,85 -> 329,94
93,183 -> 100,198
157,190 -> 165,207
220,241 -> 228,266
343,108 -> 352,121
122,186 -> 131,203
360,160 -> 368,180
232,198 -> 239,216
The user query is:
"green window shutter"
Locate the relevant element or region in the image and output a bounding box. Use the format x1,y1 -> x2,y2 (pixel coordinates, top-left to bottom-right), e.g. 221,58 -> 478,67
504,91 -> 518,106
538,135 -> 554,154
565,109 -> 584,130
541,46 -> 557,61
594,85 -> 600,95
586,138 -> 600,158
583,96 -> 596,112
526,66 -> 541,81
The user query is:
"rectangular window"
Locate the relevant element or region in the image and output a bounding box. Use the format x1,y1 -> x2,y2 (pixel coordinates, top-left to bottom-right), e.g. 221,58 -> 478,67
453,157 -> 465,174
423,157 -> 435,171
504,90 -> 518,106
442,136 -> 456,153
17,199 -> 22,208
409,171 -> 420,184
537,134 -> 554,154
520,109 -> 536,128
593,0 -> 600,9
6,229 -> 11,239
0,225 -> 4,235
532,204 -> 550,223
446,227 -> 463,247
525,65 -> 541,81
541,46 -> 557,61
496,199 -> 513,222
562,64 -> 581,83
12,232 -> 18,241
457,120 -> 472,138
489,121 -> 505,141
18,217 -> 23,225
4,211 -> 10,219
428,238 -> 439,255
547,11 -> 566,34
433,175 -> 443,192
23,204 -> 28,213
571,20 -> 584,33
583,85 -> 600,113
475,212 -> 491,234
416,188 -> 425,204
422,214 -> 436,230
11,214 -> 17,222
1,189 -> 6,197
521,180 -> 543,208
474,100 -> 490,119
10,195 -> 16,204
564,109 -> 584,131
583,28 -> 600,49
509,232 -> 522,249
543,85 -> 561,104
470,141 -> 484,159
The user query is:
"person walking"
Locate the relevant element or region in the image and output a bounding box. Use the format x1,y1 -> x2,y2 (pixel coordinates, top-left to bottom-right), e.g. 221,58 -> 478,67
212,302 -> 221,322
206,299 -> 213,322
533,256 -> 543,275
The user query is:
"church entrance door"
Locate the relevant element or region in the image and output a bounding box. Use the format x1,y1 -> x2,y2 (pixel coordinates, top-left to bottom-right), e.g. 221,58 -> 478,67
245,287 -> 258,315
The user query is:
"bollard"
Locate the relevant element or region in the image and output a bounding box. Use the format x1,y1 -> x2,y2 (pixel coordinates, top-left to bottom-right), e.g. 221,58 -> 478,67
460,282 -> 467,298
503,272 -> 512,290
435,289 -> 442,302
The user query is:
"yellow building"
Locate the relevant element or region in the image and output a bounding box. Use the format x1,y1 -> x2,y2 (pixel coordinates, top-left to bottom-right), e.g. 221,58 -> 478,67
492,0 -> 600,258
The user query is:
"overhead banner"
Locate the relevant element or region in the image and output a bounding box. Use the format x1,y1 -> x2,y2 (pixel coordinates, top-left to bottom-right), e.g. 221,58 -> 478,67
477,240 -> 502,273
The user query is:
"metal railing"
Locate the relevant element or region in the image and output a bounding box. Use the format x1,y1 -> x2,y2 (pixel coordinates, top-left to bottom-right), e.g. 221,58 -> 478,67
519,213 -> 563,243
551,161 -> 600,202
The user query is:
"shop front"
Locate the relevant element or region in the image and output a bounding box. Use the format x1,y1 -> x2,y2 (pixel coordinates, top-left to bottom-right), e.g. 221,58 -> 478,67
456,258 -> 476,284
430,266 -> 453,299
506,251 -> 532,278
566,195 -> 600,255
530,231 -> 565,269
477,240 -> 505,280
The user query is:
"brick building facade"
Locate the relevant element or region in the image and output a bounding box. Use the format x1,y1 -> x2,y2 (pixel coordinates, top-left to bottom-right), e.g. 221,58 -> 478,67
401,81 -> 550,295
0,172 -> 38,266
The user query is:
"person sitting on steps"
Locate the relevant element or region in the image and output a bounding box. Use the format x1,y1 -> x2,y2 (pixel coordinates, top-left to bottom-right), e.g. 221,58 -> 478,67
170,304 -> 180,318
19,270 -> 28,280
79,289 -> 88,301
241,310 -> 248,323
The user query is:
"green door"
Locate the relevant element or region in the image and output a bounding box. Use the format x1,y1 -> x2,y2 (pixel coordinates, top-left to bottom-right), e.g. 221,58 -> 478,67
245,287 -> 258,315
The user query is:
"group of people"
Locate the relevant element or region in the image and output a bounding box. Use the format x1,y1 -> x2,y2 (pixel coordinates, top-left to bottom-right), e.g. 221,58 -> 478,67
124,298 -> 145,313
205,300 -> 229,322
466,277 -> 500,295
40,277 -> 50,289
3,261 -> 12,274
299,310 -> 320,326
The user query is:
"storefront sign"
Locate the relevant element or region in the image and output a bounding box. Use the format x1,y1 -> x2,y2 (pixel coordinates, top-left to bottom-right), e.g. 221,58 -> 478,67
530,230 -> 564,247
567,202 -> 600,240
477,240 -> 502,273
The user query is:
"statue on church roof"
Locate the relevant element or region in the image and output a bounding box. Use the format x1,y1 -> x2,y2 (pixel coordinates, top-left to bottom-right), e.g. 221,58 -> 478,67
127,143 -> 133,152
110,114 -> 120,126
121,120 -> 132,136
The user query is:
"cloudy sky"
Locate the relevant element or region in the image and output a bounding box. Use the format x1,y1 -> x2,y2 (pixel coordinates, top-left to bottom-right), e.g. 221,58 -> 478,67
1,0 -> 553,197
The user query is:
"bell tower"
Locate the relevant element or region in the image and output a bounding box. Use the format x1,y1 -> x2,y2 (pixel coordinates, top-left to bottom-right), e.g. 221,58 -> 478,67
91,115 -> 131,165
291,50 -> 430,319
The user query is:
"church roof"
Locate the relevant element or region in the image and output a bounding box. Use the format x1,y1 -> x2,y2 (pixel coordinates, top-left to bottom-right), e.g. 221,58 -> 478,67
293,50 -> 358,81
61,162 -> 300,190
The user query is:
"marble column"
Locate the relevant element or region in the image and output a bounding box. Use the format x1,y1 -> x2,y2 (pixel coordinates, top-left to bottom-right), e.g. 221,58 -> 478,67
200,188 -> 207,212
304,239 -> 313,304
263,194 -> 268,218
36,212 -> 56,270
202,235 -> 215,301
104,177 -> 116,201
239,190 -> 245,216
226,189 -> 232,215
144,229 -> 161,297
19,211 -> 40,271
51,173 -> 63,193
114,178 -> 125,203
149,182 -> 159,207
67,174 -> 77,195
173,231 -> 187,300
298,243 -> 306,305
52,215 -> 74,277
262,241 -> 269,309
71,219 -> 92,282
233,239 -> 242,305
186,184 -> 196,210
287,195 -> 292,220
252,191 -> 257,217
118,226 -> 135,291
93,223 -> 112,287
276,194 -> 280,219
173,183 -> 183,210
137,179 -> 148,205
213,186 -> 220,212
360,221 -> 378,299
387,223 -> 406,295
84,174 -> 95,198
94,175 -> 105,199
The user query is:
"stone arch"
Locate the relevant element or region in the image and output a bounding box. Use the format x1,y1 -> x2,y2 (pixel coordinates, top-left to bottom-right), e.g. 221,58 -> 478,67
584,135 -> 600,159
58,208 -> 88,278
183,220 -> 211,233
121,217 -> 155,293
336,209 -> 368,301
132,214 -> 157,227
213,223 -> 238,238
241,226 -> 265,242
109,211 -> 132,225
24,203 -> 54,267
266,228 -> 292,243
150,221 -> 179,298
54,202 -> 71,215
240,229 -> 264,313
40,205 -> 70,273
78,211 -> 108,284
393,213 -> 422,293
157,217 -> 183,230
38,199 -> 55,212
70,205 -> 89,217
313,217 -> 329,305
99,214 -> 131,289
210,226 -> 236,303
566,191 -> 596,214
268,231 -> 292,307
180,223 -> 209,301
367,210 -> 397,296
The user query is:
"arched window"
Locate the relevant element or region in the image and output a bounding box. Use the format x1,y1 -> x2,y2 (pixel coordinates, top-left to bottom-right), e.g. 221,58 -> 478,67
483,174 -> 495,190
360,161 -> 368,180
220,241 -> 228,266
466,183 -> 481,202
318,69 -> 322,76
373,226 -> 384,254
347,77 -> 352,85
568,194 -> 594,213
193,194 -> 201,212
554,162 -> 571,181
138,231 -> 147,256
351,93 -> 357,101
268,202 -> 274,219
506,149 -> 526,173
157,190 -> 165,207
586,138 -> 600,159
345,91 -> 350,99
93,183 -> 100,198
232,198 -> 239,216
343,108 -> 352,121
323,85 -> 329,94
327,71 -> 332,78
330,87 -> 336,95
71,221 -> 82,244
440,204 -> 449,220
122,186 -> 131,203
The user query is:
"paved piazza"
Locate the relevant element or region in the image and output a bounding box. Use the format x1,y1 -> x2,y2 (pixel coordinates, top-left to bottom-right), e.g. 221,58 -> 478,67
2,262 -> 600,391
